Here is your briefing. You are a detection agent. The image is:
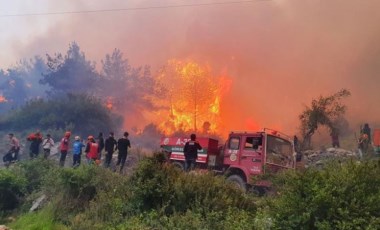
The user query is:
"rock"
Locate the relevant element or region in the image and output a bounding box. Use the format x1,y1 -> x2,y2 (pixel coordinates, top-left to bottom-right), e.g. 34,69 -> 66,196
326,147 -> 336,152
315,160 -> 324,165
30,194 -> 46,212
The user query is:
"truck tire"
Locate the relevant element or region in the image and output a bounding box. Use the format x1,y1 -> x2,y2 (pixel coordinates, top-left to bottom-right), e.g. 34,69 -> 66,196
172,161 -> 184,171
227,175 -> 247,192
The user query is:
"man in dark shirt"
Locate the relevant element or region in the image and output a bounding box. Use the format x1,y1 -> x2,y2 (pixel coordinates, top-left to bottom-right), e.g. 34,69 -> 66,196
116,132 -> 131,173
104,132 -> 117,168
183,134 -> 202,172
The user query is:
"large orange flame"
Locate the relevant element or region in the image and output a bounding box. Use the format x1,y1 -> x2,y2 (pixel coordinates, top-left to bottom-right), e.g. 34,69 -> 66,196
153,59 -> 231,135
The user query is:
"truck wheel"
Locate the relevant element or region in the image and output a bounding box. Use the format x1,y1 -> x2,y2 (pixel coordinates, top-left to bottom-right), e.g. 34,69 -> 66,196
172,161 -> 184,171
227,175 -> 247,192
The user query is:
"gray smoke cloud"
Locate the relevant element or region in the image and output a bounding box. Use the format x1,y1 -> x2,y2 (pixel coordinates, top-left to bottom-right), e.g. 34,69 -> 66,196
1,0 -> 379,136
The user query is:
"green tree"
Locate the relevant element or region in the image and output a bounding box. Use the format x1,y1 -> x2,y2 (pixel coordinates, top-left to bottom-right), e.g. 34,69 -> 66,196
40,42 -> 100,96
100,48 -> 158,115
0,57 -> 47,113
299,89 -> 351,149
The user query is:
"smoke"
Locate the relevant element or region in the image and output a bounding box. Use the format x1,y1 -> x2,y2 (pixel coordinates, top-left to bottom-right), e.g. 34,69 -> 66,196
1,0 -> 380,137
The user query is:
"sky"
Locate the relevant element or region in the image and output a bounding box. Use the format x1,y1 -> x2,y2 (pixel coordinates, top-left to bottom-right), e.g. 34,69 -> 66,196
1,0 -> 380,137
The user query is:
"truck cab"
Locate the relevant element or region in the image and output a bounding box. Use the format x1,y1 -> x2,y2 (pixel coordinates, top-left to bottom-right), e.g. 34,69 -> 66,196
222,129 -> 295,191
160,128 -> 295,192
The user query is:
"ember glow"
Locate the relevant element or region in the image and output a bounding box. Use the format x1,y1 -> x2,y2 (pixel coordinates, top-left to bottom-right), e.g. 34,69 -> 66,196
0,95 -> 7,103
105,97 -> 114,110
153,60 -> 231,135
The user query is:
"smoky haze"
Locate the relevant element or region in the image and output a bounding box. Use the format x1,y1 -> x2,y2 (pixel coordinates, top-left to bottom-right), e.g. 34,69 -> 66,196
1,0 -> 380,136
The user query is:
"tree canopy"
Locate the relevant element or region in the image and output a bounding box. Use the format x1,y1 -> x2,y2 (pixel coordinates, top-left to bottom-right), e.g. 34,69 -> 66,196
299,89 -> 351,149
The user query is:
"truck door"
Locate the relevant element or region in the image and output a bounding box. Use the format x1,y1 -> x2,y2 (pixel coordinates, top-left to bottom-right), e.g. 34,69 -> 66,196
223,135 -> 241,166
265,135 -> 294,173
240,135 -> 264,175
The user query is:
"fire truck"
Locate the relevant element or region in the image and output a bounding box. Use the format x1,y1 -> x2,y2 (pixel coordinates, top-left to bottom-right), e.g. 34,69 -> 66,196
160,128 -> 296,191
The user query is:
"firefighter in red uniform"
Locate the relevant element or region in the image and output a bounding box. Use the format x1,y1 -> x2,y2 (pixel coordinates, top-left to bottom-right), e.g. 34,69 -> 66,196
59,131 -> 71,167
85,136 -> 99,164
183,134 -> 202,172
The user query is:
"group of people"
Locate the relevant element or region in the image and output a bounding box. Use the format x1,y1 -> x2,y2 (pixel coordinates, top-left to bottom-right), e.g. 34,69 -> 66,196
3,131 -> 131,172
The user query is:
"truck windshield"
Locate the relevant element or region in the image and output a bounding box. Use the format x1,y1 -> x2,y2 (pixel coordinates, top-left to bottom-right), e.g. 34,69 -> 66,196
266,135 -> 293,167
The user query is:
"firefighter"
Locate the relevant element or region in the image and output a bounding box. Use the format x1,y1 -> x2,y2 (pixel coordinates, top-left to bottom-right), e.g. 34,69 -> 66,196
104,132 -> 117,168
116,132 -> 131,173
42,134 -> 55,159
28,131 -> 43,159
183,134 -> 202,172
362,123 -> 372,144
85,136 -> 99,164
59,131 -> 71,167
358,133 -> 370,158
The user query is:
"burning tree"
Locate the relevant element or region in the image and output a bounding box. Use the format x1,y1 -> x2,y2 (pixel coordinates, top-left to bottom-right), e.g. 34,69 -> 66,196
156,60 -> 228,135
299,89 -> 351,149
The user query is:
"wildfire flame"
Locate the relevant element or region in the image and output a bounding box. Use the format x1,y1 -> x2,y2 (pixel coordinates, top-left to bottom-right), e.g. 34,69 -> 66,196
105,96 -> 114,110
0,95 -> 7,103
153,59 -> 231,135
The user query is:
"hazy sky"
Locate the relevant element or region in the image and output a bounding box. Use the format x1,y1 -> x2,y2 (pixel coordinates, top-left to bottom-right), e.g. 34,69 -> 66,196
1,0 -> 379,135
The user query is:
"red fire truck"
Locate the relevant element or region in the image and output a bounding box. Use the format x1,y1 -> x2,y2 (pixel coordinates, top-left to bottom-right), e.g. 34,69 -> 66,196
160,128 -> 296,191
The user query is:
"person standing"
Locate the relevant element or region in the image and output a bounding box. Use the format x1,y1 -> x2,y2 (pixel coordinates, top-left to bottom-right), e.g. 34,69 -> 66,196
85,136 -> 99,164
116,132 -> 131,173
42,134 -> 55,159
104,132 -> 117,168
362,123 -> 372,144
72,136 -> 85,167
3,133 -> 20,164
183,134 -> 202,172
97,132 -> 105,160
28,131 -> 43,159
330,129 -> 340,148
59,131 -> 71,167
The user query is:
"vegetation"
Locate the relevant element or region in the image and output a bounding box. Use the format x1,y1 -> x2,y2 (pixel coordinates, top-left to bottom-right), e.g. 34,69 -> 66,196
299,89 -> 351,149
0,94 -> 122,136
1,153 -> 379,229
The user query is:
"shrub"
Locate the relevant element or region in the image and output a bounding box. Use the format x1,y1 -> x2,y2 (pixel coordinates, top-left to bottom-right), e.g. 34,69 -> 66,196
126,153 -> 256,215
269,160 -> 380,229
9,205 -> 69,230
0,169 -> 27,212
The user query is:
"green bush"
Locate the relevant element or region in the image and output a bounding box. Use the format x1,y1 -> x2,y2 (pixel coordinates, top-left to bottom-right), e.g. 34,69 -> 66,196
269,160 -> 380,229
126,153 -> 256,216
0,169 -> 27,212
9,205 -> 69,230
14,158 -> 56,193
